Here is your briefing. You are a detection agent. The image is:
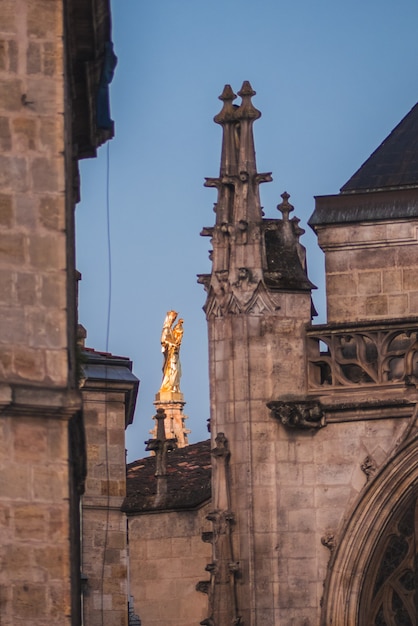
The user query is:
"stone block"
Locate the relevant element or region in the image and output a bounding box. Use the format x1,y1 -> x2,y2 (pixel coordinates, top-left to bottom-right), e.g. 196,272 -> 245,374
0,464 -> 31,499
0,232 -> 25,265
28,234 -> 65,269
287,508 -> 317,533
14,346 -> 45,381
280,487 -> 315,509
387,293 -> 409,316
13,583 -> 47,617
0,268 -> 13,303
15,194 -> 37,228
357,270 -> 381,295
33,467 -> 67,501
354,247 -> 397,269
314,485 -> 353,509
26,77 -> 61,115
0,307 -> 25,345
397,243 -> 418,266
16,272 -> 37,305
409,291 -> 418,314
28,309 -> 67,349
8,39 -> 17,72
0,78 -> 22,111
31,157 -> 59,192
0,116 -> 11,151
13,419 -> 47,461
40,272 -> 66,309
12,117 -> 37,151
45,349 -> 67,385
403,267 -> 418,291
14,505 -> 46,540
27,1 -> 59,39
278,532 -> 317,558
39,195 -> 64,230
326,273 -> 357,296
43,42 -> 56,76
382,269 -> 402,293
34,546 -> 66,579
316,463 -> 354,485
365,295 -> 388,316
325,250 -> 349,273
0,347 -> 12,377
327,295 -> 358,322
27,41 -> 41,74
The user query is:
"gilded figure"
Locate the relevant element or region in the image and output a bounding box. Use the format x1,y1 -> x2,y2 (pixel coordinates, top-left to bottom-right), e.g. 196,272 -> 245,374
160,310 -> 184,392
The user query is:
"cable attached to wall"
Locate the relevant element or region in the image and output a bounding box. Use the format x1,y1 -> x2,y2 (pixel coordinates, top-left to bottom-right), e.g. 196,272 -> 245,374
100,140 -> 113,626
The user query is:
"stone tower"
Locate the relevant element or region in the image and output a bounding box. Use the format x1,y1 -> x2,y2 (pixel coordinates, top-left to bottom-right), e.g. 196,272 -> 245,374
199,82 -> 316,625
199,87 -> 418,626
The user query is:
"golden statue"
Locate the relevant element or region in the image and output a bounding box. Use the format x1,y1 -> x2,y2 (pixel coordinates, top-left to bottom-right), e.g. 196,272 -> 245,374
159,311 -> 184,393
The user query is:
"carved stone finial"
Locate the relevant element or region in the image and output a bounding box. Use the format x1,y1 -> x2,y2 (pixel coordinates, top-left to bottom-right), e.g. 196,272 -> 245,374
235,80 -> 261,121
277,191 -> 294,222
214,84 -> 237,125
145,409 -> 177,477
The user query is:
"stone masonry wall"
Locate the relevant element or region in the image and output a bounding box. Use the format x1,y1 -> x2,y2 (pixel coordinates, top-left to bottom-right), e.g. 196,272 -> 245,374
316,219 -> 418,323
274,415 -> 410,624
0,2 -> 78,624
0,0 -> 69,387
128,505 -> 212,626
0,415 -> 72,626
208,292 -> 313,625
82,390 -> 129,626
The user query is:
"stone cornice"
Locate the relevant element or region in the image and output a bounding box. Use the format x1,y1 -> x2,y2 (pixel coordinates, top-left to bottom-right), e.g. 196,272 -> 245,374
0,383 -> 82,419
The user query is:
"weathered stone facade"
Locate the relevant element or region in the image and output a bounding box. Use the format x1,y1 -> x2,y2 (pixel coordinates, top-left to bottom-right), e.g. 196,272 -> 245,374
197,85 -> 418,625
81,346 -> 138,626
0,1 -> 118,624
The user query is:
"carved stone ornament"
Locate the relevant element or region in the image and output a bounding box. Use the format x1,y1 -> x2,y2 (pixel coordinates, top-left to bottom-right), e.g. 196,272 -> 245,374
268,400 -> 325,430
321,533 -> 336,552
361,455 -> 377,481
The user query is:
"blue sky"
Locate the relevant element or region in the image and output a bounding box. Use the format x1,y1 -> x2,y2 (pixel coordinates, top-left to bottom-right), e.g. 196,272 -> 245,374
76,0 -> 418,461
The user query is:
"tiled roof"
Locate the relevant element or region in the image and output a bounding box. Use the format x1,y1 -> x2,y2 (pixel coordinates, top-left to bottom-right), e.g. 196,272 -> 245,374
341,102 -> 418,192
122,440 -> 211,514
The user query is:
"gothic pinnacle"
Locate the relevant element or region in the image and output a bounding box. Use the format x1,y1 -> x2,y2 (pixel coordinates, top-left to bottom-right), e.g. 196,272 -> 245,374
214,84 -> 237,125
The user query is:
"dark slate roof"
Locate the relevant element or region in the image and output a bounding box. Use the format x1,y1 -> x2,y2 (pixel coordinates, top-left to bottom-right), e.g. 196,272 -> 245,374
309,187 -> 418,227
122,440 -> 211,514
341,102 -> 418,193
82,347 -> 139,427
263,219 -> 316,291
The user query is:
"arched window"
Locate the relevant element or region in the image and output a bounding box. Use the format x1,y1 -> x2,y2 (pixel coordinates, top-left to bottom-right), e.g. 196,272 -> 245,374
359,499 -> 417,625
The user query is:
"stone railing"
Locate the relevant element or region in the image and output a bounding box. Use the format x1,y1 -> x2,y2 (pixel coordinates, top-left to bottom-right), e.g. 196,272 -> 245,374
306,320 -> 418,390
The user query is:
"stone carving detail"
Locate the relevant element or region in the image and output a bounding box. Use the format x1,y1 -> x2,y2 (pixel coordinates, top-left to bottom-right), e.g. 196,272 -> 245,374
200,433 -> 242,626
268,400 -> 325,430
307,325 -> 418,389
361,455 -> 377,481
204,280 -> 281,319
196,581 -> 210,595
321,533 -> 336,552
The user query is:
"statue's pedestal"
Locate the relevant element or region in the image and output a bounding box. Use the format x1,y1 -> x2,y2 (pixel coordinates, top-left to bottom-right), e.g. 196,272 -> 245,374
151,390 -> 191,448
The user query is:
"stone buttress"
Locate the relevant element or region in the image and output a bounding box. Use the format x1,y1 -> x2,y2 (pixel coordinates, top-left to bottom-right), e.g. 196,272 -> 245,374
198,82 -> 316,625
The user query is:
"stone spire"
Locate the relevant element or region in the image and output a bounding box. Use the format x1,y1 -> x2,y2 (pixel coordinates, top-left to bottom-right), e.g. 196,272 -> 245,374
145,408 -> 177,506
199,82 -> 314,318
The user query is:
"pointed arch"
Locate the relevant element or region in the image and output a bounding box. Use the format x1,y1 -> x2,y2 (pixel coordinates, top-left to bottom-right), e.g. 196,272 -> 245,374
321,432 -> 418,626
